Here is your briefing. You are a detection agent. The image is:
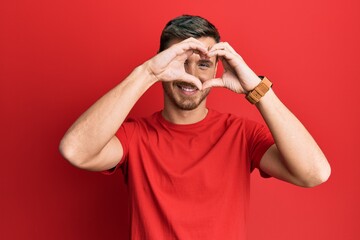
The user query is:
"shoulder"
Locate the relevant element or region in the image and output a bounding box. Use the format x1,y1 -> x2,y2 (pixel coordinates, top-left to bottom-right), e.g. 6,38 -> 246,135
121,111 -> 164,135
124,111 -> 161,125
207,109 -> 269,137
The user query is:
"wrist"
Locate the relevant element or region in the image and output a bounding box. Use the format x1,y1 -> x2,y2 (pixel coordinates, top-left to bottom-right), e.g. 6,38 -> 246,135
245,76 -> 273,104
255,88 -> 279,113
244,75 -> 262,93
137,61 -> 159,86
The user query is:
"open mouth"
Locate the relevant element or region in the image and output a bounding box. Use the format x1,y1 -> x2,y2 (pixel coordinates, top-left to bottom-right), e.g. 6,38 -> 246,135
175,82 -> 199,93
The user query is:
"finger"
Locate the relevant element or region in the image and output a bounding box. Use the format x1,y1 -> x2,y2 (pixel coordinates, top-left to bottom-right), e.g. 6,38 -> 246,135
178,74 -> 203,90
177,38 -> 208,55
208,42 -> 227,52
202,78 -> 225,90
207,49 -> 233,60
222,42 -> 238,55
177,49 -> 208,65
177,49 -> 196,62
209,42 -> 238,55
160,38 -> 209,66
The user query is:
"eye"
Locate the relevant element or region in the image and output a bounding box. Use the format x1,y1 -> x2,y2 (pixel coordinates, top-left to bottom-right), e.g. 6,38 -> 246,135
198,62 -> 210,69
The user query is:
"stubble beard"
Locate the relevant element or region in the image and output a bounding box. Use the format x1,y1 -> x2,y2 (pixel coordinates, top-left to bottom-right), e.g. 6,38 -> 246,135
162,82 -> 211,111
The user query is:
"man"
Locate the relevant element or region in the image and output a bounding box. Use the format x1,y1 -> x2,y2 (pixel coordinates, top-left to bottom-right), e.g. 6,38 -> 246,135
59,15 -> 331,239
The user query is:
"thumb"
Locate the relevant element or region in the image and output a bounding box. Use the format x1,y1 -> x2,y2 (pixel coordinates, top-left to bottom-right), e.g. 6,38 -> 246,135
202,78 -> 225,90
178,74 -> 203,90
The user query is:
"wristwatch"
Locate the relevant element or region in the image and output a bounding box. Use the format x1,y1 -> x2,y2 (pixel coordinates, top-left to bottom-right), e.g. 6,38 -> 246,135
245,76 -> 272,104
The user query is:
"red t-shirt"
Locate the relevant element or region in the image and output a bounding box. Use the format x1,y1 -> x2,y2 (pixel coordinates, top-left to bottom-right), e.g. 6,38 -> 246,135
106,109 -> 274,240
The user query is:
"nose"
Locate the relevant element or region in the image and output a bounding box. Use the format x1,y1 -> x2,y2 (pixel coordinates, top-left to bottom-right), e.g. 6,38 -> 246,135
184,62 -> 199,78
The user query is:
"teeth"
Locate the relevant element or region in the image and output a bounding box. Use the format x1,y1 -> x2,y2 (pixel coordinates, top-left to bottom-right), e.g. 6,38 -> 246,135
177,83 -> 197,92
182,86 -> 196,92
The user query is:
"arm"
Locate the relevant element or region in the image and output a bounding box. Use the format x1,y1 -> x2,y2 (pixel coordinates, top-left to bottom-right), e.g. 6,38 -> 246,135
59,38 -> 208,171
59,65 -> 155,171
257,89 -> 331,187
205,42 -> 331,187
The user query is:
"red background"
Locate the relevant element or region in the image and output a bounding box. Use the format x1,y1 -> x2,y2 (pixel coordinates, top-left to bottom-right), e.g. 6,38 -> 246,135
1,0 -> 359,239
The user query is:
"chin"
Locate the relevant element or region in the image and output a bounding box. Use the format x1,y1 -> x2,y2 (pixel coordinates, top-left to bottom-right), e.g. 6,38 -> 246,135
176,102 -> 201,111
172,93 -> 210,111
162,81 -> 211,111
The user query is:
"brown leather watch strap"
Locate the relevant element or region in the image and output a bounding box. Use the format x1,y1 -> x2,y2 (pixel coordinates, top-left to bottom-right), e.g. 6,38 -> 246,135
245,76 -> 272,104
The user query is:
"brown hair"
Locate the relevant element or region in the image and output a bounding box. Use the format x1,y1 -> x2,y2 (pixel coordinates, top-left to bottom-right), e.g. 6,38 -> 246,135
159,15 -> 220,52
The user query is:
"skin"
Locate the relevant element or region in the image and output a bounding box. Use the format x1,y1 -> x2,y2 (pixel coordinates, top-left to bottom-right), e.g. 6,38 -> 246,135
160,37 -> 217,123
59,37 -> 331,187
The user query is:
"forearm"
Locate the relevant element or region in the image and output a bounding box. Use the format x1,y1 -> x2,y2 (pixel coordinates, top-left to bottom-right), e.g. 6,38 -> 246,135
256,89 -> 331,185
59,63 -> 156,165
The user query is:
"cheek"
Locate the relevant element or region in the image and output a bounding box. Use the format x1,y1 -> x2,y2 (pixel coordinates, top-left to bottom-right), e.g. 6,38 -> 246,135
162,82 -> 173,93
198,69 -> 217,81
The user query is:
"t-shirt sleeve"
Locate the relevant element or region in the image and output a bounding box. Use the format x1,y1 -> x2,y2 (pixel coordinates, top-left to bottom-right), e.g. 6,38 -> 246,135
101,118 -> 137,175
246,120 -> 275,177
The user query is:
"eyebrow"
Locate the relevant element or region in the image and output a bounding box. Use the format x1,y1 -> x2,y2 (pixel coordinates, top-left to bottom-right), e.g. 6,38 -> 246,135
198,59 -> 214,65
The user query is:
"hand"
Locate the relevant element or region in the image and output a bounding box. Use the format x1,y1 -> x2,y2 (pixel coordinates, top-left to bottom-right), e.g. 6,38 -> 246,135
145,38 -> 208,90
203,42 -> 261,94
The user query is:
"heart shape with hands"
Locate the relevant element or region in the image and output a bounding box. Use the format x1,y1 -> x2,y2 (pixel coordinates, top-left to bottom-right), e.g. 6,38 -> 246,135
147,37 -> 261,94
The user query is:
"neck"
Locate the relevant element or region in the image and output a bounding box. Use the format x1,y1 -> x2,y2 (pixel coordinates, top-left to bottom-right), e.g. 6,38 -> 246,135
162,102 -> 209,125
